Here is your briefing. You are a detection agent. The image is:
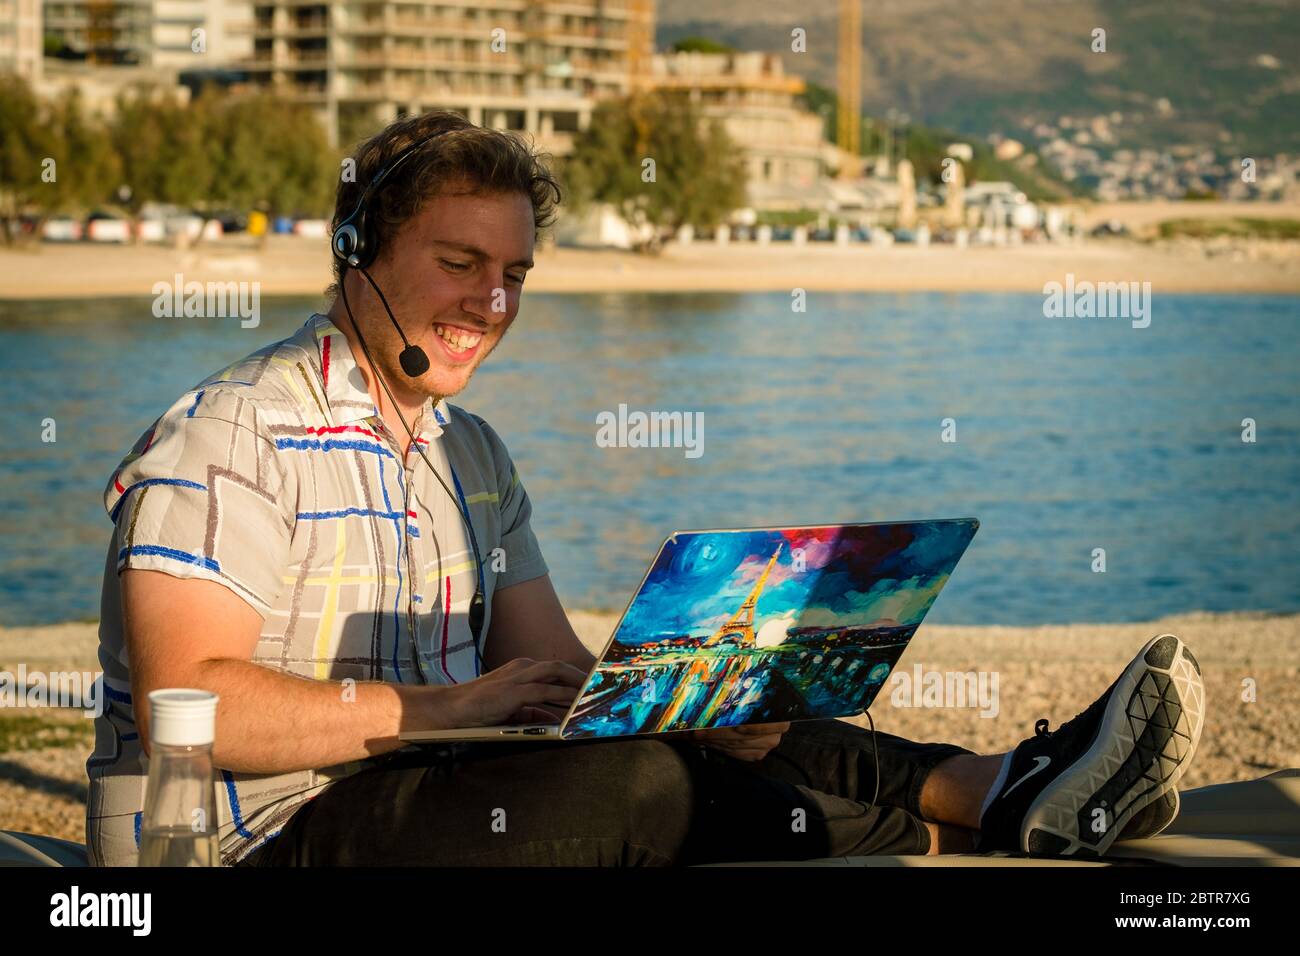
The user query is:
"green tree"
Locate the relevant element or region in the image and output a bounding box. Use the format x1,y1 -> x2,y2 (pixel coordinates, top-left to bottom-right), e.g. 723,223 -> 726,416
209,94 -> 336,246
108,85 -> 199,229
671,36 -> 734,54
106,87 -> 334,246
46,88 -> 122,214
167,85 -> 231,247
562,91 -> 747,252
0,76 -> 118,245
162,89 -> 221,234
0,74 -> 44,244
0,74 -> 57,244
3,77 -> 337,248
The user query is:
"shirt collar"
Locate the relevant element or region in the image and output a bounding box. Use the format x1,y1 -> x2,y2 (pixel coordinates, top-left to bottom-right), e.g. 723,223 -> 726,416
307,313 -> 451,439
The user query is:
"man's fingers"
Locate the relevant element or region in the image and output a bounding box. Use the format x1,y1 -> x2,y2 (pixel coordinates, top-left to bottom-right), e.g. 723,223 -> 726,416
521,682 -> 580,707
512,659 -> 589,687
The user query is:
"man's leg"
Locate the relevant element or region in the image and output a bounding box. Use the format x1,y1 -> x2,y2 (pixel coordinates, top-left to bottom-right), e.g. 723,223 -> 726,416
241,731 -> 946,865
919,752 -> 1008,829
677,736 -> 952,862
246,738 -> 699,865
744,718 -> 997,853
745,631 -> 1205,858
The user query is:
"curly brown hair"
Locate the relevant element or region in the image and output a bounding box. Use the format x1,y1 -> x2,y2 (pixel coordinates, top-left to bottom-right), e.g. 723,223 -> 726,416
327,110 -> 563,296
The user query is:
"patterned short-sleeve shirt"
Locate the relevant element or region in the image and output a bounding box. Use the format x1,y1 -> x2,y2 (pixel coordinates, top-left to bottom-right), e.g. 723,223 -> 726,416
87,313 -> 549,866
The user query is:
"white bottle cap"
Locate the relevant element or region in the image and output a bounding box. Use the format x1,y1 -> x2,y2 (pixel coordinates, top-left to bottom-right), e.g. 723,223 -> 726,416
148,689 -> 218,747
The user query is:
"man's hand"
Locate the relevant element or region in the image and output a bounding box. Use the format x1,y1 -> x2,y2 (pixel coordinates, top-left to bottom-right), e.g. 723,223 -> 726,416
449,657 -> 588,727
688,722 -> 791,761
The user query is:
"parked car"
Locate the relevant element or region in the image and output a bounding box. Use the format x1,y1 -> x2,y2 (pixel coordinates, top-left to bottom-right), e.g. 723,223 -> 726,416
1090,219 -> 1129,238
293,219 -> 330,239
135,217 -> 166,242
42,216 -> 83,242
215,210 -> 248,234
85,212 -> 131,243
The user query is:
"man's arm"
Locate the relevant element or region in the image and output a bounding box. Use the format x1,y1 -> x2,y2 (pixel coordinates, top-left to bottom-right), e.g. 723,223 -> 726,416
123,569 -> 459,774
484,574 -> 597,675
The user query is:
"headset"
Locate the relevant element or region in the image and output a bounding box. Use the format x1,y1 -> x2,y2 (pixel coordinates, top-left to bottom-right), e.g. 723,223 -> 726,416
332,131 -> 488,675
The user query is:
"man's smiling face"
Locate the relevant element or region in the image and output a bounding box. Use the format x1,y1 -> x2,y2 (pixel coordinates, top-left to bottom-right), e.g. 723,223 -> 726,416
361,180 -> 535,401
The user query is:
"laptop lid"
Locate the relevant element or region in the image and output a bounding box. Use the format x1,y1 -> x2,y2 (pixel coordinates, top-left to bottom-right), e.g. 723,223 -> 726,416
558,518 -> 979,740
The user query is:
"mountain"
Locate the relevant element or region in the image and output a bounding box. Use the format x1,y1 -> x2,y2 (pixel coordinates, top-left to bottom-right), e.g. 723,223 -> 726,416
655,0 -> 1300,154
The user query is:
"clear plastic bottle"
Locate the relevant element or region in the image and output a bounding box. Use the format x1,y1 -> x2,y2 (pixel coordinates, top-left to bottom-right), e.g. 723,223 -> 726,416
138,689 -> 220,867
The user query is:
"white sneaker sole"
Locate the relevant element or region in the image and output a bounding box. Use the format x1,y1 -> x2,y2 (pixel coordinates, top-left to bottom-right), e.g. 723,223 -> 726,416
1020,633 -> 1205,856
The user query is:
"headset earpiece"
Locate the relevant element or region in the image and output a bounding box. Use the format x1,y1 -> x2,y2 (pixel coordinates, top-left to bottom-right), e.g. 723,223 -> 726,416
332,222 -> 360,264
332,131 -> 449,272
333,203 -> 375,269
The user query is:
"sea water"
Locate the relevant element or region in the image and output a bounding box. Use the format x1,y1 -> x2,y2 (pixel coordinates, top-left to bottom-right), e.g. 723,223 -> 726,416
1,291 -> 1296,625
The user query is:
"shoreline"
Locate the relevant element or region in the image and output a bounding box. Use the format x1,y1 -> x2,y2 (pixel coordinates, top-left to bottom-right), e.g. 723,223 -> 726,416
1,237 -> 1297,300
4,607 -> 1298,648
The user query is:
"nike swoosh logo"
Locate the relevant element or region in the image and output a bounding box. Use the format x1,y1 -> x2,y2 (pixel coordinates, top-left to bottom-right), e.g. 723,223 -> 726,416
1002,756 -> 1052,797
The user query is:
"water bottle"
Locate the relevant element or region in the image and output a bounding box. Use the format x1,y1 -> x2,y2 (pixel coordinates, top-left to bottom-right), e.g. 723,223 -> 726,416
138,689 -> 219,867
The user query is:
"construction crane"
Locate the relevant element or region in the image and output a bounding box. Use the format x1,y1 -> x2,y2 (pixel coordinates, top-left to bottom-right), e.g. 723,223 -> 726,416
836,0 -> 862,178
86,0 -> 117,65
626,0 -> 654,96
625,0 -> 655,158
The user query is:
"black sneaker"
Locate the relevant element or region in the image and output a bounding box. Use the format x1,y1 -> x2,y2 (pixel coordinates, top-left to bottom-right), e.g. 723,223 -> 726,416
976,633 -> 1204,857
1116,788 -> 1180,841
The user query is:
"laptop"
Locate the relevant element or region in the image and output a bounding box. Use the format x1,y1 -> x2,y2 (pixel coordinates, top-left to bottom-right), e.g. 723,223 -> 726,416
399,518 -> 979,743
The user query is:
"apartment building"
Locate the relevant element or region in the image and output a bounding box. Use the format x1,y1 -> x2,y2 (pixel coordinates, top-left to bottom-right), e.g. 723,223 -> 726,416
242,0 -> 655,148
41,0 -> 251,68
0,0 -> 43,80
153,0 -> 252,67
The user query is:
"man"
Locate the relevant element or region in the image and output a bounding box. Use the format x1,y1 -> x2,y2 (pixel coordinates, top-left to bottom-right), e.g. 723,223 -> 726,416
87,111 -> 1205,866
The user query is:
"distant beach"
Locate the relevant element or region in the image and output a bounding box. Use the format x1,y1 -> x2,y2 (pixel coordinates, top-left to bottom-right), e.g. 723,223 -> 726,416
1,215 -> 1298,300
2,610 -> 1296,844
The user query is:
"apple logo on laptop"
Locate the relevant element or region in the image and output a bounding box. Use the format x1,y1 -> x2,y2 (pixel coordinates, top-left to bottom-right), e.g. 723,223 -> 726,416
756,614 -> 796,648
